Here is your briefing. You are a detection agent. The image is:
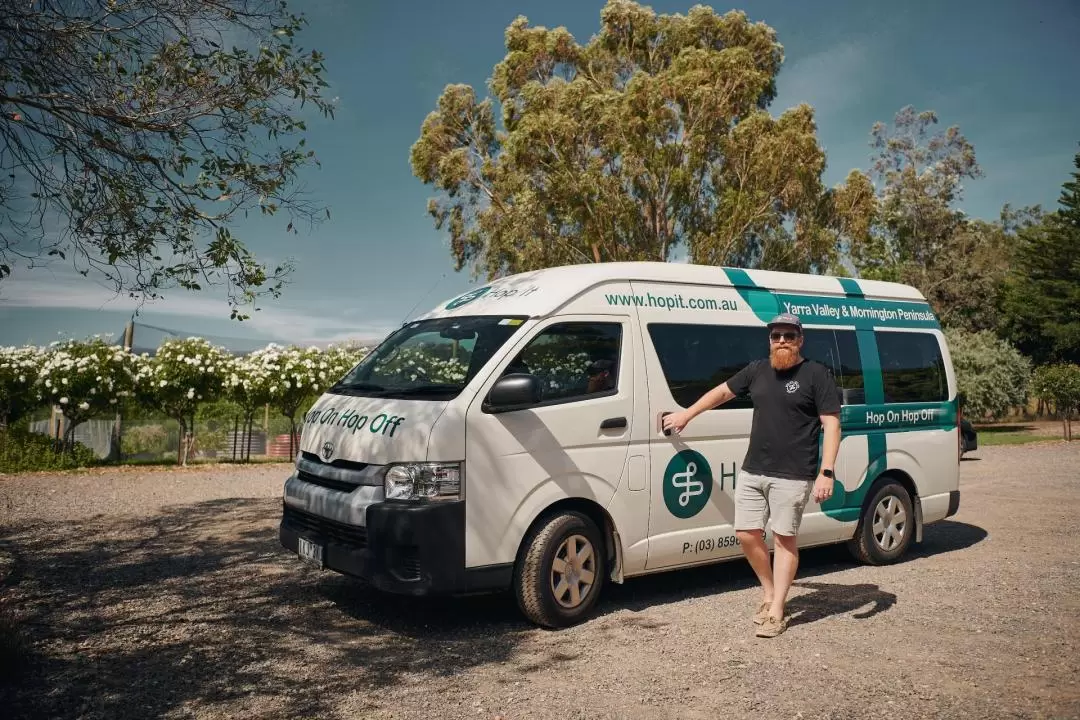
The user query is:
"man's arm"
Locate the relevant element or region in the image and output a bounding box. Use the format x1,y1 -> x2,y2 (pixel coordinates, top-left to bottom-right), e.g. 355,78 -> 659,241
662,361 -> 756,434
662,382 -> 736,433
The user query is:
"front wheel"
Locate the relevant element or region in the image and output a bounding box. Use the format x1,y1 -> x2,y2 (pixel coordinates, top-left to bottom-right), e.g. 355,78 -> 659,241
847,479 -> 915,565
514,511 -> 606,628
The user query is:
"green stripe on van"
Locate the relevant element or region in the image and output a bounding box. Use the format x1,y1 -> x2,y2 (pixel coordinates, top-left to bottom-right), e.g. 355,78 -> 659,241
720,268 -> 940,330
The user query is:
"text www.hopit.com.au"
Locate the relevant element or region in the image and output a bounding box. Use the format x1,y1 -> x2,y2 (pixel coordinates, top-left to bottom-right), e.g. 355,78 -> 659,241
604,292 -> 738,311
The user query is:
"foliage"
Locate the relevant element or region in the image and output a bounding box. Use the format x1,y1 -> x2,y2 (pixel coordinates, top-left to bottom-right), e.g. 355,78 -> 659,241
411,0 -> 869,278
1030,363 -> 1080,441
38,338 -> 138,445
135,337 -> 230,463
998,149 -> 1080,365
0,425 -> 98,473
0,0 -> 334,318
0,345 -> 44,426
252,343 -> 366,455
850,106 -> 996,322
944,329 -> 1031,421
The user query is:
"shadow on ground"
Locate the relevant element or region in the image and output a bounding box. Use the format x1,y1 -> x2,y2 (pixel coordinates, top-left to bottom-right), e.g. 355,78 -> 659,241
0,498 -> 988,720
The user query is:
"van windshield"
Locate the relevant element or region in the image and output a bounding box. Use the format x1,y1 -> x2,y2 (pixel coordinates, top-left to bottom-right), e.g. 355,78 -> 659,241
329,316 -> 528,400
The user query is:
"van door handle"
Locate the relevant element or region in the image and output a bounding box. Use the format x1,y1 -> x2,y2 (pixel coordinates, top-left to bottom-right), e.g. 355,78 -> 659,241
600,417 -> 627,430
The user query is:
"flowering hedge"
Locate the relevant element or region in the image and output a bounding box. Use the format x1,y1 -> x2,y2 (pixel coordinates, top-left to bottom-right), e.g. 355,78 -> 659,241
0,346 -> 43,426
38,338 -> 138,444
136,337 -> 231,464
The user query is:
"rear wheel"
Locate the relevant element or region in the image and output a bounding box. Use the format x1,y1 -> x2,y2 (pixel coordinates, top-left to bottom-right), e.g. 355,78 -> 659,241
514,511 -> 606,628
848,479 -> 915,565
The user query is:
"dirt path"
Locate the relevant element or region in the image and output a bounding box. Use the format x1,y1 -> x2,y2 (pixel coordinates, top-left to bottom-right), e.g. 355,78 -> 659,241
1,444 -> 1078,719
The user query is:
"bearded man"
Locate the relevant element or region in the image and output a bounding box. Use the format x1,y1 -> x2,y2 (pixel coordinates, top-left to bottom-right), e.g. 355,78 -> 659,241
662,313 -> 842,638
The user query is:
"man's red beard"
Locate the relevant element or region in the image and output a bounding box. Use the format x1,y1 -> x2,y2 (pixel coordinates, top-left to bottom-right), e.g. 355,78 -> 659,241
770,345 -> 801,370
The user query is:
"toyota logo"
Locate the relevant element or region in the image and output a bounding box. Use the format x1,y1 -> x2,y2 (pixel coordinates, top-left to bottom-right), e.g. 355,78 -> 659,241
320,441 -> 334,462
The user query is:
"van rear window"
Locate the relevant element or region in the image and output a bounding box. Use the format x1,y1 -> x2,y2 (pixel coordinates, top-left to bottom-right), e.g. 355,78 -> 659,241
876,331 -> 947,403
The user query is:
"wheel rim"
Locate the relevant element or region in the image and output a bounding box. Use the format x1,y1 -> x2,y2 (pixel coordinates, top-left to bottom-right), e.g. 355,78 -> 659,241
872,495 -> 907,552
550,534 -> 597,609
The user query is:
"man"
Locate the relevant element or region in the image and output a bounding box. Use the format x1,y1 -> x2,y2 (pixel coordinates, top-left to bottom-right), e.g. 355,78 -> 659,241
662,313 -> 841,638
585,358 -> 616,394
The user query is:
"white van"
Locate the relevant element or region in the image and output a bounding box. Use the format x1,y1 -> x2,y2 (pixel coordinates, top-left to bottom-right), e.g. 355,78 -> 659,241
279,262 -> 961,627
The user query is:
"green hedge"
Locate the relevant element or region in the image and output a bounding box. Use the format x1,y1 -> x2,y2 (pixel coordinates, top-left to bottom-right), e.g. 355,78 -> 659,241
0,426 -> 99,473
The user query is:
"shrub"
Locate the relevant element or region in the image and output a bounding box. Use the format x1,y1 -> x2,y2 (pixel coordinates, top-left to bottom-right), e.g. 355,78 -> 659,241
0,346 -> 45,426
944,329 -> 1032,421
135,338 -> 230,465
1031,363 -> 1080,441
37,338 -> 138,448
0,426 -> 98,473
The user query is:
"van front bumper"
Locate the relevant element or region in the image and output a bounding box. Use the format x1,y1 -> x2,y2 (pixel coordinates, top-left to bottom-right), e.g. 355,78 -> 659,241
278,500 -> 511,596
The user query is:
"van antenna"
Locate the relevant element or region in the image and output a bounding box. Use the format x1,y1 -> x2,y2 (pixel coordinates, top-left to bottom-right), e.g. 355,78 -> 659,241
400,272 -> 447,326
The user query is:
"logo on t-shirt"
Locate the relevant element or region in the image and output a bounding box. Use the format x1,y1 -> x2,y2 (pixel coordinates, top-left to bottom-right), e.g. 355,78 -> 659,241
663,449 -> 713,519
785,380 -> 800,394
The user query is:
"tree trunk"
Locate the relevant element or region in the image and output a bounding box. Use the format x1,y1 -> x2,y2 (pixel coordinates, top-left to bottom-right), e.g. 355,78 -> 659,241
288,417 -> 297,459
177,417 -> 185,466
245,414 -> 254,462
591,243 -> 601,263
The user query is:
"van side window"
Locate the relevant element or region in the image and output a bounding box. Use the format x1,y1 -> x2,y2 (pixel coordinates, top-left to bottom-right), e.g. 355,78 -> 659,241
876,331 -> 947,403
646,324 -> 762,409
834,330 -> 865,405
793,329 -> 865,405
506,322 -> 622,403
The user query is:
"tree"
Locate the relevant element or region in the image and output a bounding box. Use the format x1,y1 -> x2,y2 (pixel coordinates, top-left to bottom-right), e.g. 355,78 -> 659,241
943,329 -> 1031,421
998,148 -> 1080,365
135,337 -> 229,464
0,345 -> 44,427
410,0 -> 869,278
1030,364 -> 1080,441
37,338 -> 138,449
851,106 -> 987,311
222,353 -> 274,462
0,0 -> 333,318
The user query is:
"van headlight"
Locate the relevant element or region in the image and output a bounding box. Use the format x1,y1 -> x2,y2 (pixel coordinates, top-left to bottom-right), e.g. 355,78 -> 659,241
384,463 -> 462,501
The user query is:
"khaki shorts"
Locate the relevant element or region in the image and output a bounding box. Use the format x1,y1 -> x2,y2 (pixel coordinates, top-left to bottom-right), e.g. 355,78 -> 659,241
735,471 -> 813,537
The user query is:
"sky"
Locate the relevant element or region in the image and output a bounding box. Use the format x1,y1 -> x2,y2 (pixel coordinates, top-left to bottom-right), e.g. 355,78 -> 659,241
1,0 -> 1078,350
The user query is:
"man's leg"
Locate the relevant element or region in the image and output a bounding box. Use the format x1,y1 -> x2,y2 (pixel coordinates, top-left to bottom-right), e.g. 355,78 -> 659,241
766,478 -> 813,621
769,533 -> 798,620
734,473 -> 772,607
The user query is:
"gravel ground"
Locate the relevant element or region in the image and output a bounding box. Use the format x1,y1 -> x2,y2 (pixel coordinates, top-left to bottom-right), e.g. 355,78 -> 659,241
1,443 -> 1078,720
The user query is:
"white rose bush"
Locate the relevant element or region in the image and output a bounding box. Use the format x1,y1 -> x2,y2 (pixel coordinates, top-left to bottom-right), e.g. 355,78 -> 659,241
37,338 -> 138,449
1,334 -> 372,470
0,345 -> 45,427
136,337 -> 230,465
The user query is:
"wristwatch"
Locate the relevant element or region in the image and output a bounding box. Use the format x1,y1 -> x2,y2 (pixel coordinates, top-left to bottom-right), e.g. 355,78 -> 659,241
822,468 -> 834,478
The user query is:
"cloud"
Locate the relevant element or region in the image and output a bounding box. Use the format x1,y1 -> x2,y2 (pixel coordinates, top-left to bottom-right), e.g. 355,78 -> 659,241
0,269 -> 396,346
775,42 -> 871,120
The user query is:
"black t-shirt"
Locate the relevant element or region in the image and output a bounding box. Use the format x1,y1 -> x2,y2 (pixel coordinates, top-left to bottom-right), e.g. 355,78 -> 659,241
725,358 -> 841,481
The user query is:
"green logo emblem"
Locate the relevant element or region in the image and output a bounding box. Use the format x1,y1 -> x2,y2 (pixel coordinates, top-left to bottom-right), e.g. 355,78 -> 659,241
663,449 -> 713,519
445,286 -> 491,309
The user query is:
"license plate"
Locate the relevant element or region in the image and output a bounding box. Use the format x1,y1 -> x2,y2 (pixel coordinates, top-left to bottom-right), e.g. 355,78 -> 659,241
297,537 -> 324,568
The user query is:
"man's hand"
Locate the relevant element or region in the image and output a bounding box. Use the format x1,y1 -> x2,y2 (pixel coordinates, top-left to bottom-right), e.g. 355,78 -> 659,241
662,410 -> 693,434
813,473 -> 834,503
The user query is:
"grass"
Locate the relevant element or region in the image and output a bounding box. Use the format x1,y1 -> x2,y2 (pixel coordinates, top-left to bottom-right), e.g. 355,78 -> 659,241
973,422 -> 1071,447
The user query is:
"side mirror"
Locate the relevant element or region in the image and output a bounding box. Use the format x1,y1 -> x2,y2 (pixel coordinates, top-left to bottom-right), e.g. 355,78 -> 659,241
484,374 -> 542,413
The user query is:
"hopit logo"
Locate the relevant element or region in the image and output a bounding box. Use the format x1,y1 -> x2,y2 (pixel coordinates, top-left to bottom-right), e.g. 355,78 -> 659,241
445,286 -> 491,309
663,449 -> 713,519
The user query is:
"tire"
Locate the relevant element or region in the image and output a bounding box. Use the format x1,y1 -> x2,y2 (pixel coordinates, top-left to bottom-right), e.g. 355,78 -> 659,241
514,511 -> 606,628
847,479 -> 915,565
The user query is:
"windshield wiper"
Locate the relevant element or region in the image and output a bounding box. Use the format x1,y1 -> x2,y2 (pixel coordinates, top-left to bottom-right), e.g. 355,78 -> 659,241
387,383 -> 460,396
329,381 -> 386,395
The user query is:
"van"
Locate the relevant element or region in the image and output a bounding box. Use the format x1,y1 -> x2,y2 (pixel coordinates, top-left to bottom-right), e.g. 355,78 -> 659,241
279,261 -> 961,628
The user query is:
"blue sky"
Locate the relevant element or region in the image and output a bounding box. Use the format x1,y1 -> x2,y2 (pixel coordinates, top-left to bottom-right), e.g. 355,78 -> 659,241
1,0 -> 1077,349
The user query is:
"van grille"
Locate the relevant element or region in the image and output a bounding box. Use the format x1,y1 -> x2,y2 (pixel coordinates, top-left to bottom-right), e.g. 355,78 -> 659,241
296,470 -> 359,493
283,506 -> 367,548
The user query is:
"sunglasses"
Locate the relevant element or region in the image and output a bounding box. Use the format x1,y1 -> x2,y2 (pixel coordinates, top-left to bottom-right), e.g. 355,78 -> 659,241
769,331 -> 801,342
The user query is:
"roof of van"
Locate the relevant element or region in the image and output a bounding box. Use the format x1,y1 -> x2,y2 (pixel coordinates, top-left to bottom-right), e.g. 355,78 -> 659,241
417,261 -> 928,321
